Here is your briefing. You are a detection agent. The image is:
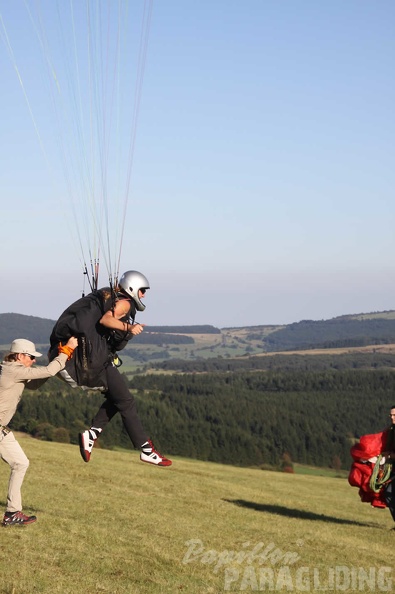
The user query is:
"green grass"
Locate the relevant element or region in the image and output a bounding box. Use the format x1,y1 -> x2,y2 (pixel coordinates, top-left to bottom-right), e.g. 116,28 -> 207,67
293,463 -> 348,478
0,434 -> 394,593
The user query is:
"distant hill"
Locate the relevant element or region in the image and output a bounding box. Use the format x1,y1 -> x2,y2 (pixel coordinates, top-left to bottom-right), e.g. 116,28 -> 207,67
145,325 -> 221,334
2,310 -> 395,358
263,315 -> 395,351
0,313 -> 56,346
0,313 -> 220,348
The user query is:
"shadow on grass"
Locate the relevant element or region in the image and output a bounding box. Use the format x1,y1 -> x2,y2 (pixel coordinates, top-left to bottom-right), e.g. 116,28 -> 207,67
224,499 -> 381,528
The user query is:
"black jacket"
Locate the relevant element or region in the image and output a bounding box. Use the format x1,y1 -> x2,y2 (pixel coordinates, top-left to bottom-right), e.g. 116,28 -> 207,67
49,288 -> 134,389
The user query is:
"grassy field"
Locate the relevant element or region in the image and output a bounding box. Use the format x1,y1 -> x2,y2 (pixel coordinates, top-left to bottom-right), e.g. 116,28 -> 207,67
0,434 -> 394,594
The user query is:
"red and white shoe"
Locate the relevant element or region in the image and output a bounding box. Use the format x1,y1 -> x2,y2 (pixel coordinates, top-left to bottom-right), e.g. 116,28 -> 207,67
2,511 -> 37,526
79,430 -> 95,463
140,440 -> 172,466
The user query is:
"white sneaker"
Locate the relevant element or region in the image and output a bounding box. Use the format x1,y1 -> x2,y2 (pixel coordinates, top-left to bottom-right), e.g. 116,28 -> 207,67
79,430 -> 95,463
140,440 -> 172,467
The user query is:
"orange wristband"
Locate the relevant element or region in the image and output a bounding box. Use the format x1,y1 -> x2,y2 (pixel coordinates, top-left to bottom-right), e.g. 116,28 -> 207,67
58,343 -> 75,360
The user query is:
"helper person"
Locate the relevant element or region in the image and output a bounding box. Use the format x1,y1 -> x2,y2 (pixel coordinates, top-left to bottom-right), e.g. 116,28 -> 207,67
0,337 -> 77,526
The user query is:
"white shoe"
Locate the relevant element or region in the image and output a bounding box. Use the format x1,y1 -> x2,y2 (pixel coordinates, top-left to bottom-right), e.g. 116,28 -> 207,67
79,430 -> 95,463
140,440 -> 172,467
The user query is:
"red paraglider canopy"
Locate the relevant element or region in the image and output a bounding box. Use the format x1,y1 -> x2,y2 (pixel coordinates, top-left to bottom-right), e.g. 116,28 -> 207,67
350,431 -> 388,461
348,430 -> 389,509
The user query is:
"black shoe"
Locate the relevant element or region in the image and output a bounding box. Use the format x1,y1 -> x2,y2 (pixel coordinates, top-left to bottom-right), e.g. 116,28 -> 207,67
2,511 -> 37,526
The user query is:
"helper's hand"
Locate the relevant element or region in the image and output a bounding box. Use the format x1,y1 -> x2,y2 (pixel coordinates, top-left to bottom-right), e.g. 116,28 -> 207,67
58,337 -> 78,360
67,336 -> 78,350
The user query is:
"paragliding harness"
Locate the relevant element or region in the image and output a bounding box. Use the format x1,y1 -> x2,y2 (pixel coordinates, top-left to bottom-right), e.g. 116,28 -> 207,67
107,282 -> 137,369
49,286 -> 135,390
348,429 -> 395,508
369,454 -> 392,493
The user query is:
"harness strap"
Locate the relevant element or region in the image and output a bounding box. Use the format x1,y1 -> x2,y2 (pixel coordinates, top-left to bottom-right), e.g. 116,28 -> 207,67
369,454 -> 392,493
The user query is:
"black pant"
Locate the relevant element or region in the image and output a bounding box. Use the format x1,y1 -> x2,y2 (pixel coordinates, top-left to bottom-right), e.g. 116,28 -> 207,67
91,365 -> 148,448
385,477 -> 395,521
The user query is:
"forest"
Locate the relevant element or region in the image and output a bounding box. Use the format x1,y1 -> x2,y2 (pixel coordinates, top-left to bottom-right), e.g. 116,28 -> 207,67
10,366 -> 393,471
3,311 -> 395,472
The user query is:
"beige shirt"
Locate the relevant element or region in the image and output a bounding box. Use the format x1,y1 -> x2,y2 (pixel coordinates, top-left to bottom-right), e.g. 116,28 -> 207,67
0,354 -> 68,426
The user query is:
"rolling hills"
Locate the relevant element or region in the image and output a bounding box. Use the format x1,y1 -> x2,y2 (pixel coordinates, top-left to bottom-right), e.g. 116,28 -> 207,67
3,310 -> 395,368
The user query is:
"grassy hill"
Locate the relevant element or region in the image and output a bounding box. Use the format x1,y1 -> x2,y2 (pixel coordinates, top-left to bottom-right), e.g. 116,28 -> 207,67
0,434 -> 393,594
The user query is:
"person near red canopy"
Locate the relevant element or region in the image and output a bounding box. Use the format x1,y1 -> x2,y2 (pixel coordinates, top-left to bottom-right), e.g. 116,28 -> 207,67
348,405 -> 395,520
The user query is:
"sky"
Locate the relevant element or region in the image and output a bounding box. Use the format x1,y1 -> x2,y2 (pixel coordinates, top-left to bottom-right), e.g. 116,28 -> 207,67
0,0 -> 394,328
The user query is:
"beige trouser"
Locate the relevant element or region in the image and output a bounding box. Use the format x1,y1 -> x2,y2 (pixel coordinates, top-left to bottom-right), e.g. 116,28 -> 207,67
0,431 -> 30,513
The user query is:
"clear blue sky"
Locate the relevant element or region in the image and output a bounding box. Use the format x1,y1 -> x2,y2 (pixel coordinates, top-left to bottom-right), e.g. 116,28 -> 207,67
1,1 -> 394,327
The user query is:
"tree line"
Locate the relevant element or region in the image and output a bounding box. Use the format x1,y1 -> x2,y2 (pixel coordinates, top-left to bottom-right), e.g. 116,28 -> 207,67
148,351 -> 395,373
10,368 -> 393,470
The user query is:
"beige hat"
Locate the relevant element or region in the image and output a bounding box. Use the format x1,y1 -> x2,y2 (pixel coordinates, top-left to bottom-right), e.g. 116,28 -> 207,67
9,339 -> 43,358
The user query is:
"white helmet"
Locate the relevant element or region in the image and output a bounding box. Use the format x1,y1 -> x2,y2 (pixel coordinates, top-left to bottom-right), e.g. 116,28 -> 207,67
118,270 -> 150,311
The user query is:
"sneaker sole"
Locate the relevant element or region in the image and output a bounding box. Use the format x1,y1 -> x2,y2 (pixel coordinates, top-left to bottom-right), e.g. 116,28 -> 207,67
2,518 -> 37,527
78,433 -> 90,463
140,457 -> 172,467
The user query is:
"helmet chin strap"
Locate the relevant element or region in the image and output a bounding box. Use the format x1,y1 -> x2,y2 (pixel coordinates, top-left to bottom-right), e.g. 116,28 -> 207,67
129,300 -> 137,325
